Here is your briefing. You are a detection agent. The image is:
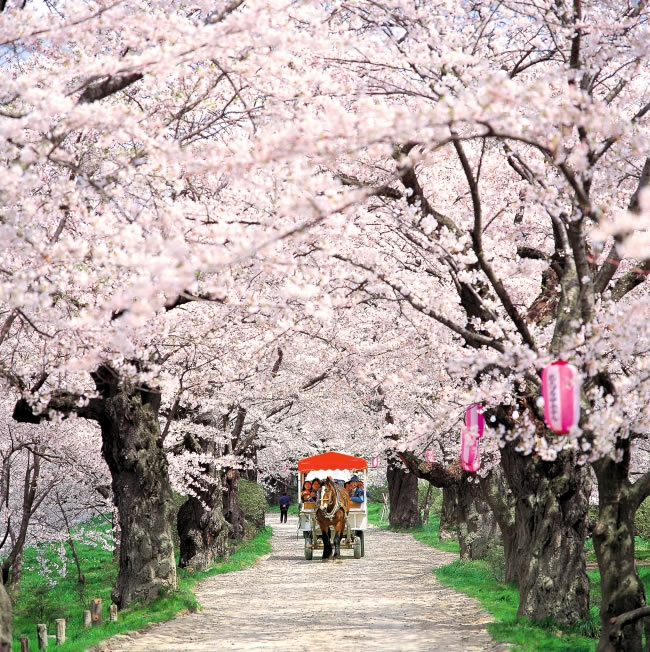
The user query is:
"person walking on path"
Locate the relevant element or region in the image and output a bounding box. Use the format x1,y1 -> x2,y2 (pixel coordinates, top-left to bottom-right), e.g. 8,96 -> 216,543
279,491 -> 290,523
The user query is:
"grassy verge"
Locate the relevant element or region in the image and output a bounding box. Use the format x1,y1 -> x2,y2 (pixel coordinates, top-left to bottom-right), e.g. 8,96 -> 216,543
367,506 -> 597,651
12,525 -> 272,652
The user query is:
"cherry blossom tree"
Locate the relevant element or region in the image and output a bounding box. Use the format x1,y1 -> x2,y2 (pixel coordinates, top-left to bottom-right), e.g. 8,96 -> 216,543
250,0 -> 650,642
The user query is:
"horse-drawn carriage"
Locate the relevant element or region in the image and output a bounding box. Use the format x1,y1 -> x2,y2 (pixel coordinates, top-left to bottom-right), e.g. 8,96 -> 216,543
297,452 -> 368,560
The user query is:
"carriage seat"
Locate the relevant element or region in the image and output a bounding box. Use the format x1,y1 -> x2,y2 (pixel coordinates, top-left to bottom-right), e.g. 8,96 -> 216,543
302,501 -> 316,509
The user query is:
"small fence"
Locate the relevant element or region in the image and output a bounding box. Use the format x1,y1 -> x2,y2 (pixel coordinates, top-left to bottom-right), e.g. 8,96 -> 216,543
20,598 -> 118,650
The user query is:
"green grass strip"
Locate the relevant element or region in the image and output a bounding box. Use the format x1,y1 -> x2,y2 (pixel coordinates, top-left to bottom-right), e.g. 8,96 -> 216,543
367,504 -> 596,651
12,526 -> 272,652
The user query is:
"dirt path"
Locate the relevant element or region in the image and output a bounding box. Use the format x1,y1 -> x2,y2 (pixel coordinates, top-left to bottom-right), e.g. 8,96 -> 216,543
100,514 -> 506,651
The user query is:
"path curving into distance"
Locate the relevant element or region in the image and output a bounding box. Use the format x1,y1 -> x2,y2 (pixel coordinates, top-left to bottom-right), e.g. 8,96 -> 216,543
99,514 -> 505,651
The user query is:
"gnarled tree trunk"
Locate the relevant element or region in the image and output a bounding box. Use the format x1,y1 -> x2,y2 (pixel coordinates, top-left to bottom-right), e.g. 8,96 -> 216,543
593,447 -> 647,652
176,427 -> 230,570
98,376 -> 177,608
223,469 -> 245,541
501,443 -> 590,624
177,493 -> 230,569
387,457 -> 421,528
13,364 -> 178,609
0,581 -> 10,652
456,476 -> 499,560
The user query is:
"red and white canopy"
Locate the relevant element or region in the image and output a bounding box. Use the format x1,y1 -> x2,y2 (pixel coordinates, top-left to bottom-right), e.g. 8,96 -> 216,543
297,451 -> 368,473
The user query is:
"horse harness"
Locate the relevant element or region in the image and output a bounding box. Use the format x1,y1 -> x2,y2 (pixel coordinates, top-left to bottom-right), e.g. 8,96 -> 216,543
319,485 -> 345,520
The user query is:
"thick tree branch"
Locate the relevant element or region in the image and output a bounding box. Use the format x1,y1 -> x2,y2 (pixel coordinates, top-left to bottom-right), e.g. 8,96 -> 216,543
611,259 -> 650,302
630,470 -> 650,509
398,450 -> 460,488
77,73 -> 143,104
608,605 -> 650,641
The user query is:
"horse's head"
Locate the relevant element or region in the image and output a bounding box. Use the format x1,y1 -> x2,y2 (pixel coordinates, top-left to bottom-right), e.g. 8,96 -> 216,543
320,478 -> 337,512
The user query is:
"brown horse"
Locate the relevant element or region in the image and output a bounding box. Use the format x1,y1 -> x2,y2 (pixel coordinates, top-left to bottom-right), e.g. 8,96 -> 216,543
316,478 -> 350,560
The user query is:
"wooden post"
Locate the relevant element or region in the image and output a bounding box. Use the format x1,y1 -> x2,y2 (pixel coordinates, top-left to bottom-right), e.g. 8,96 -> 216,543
109,604 -> 118,622
55,619 -> 65,645
83,610 -> 92,629
36,624 -> 48,649
91,598 -> 102,627
19,637 -> 29,652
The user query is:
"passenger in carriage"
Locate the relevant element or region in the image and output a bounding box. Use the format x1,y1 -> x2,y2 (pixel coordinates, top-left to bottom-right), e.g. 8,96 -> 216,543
301,481 -> 313,503
350,477 -> 368,504
311,479 -> 322,500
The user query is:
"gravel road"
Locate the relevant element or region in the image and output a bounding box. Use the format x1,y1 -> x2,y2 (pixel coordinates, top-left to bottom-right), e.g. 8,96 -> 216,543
99,513 -> 505,651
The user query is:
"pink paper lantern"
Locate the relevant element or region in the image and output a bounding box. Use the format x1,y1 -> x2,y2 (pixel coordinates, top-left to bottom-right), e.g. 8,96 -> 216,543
460,426 -> 480,472
541,360 -> 581,434
424,449 -> 435,463
371,456 -> 379,468
465,403 -> 485,439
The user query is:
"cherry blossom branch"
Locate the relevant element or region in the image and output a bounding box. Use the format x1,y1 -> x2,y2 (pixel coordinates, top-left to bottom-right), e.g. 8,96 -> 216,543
332,253 -> 505,352
594,157 -> 650,295
452,136 -> 538,353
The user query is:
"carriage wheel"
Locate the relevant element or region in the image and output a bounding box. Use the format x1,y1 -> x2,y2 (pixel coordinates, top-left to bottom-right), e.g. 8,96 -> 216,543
355,530 -> 365,557
353,536 -> 362,559
304,534 -> 313,561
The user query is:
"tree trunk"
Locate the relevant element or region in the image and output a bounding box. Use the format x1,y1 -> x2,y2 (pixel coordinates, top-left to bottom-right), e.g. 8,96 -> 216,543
456,475 -> 500,560
501,443 -> 591,624
13,366 -> 178,609
177,494 -> 230,570
593,450 -> 646,652
0,581 -> 10,652
97,376 -> 177,608
223,469 -> 246,541
422,483 -> 433,525
479,465 -> 518,584
439,485 -> 458,541
9,550 -> 23,593
387,458 -> 421,528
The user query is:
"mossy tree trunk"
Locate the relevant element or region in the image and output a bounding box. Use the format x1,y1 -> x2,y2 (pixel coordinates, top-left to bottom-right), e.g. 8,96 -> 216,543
456,476 -> 500,561
387,456 -> 421,529
501,443 -> 591,624
13,364 -> 177,609
593,444 -> 649,652
176,427 -> 230,570
0,581 -> 10,652
94,368 -> 177,608
223,468 -> 246,541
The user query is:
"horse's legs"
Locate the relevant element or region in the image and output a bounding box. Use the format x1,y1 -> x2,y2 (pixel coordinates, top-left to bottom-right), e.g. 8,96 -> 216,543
322,528 -> 332,560
333,530 -> 341,559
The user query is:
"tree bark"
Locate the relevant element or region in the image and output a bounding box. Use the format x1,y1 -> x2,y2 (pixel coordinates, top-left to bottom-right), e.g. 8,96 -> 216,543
593,448 -> 647,652
222,469 -> 245,541
98,376 -> 177,607
0,581 -> 10,652
387,457 -> 421,528
456,476 -> 499,561
13,365 -> 178,609
176,431 -> 230,570
479,465 -> 518,584
439,485 -> 458,541
501,443 -> 591,624
1,447 -> 41,593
